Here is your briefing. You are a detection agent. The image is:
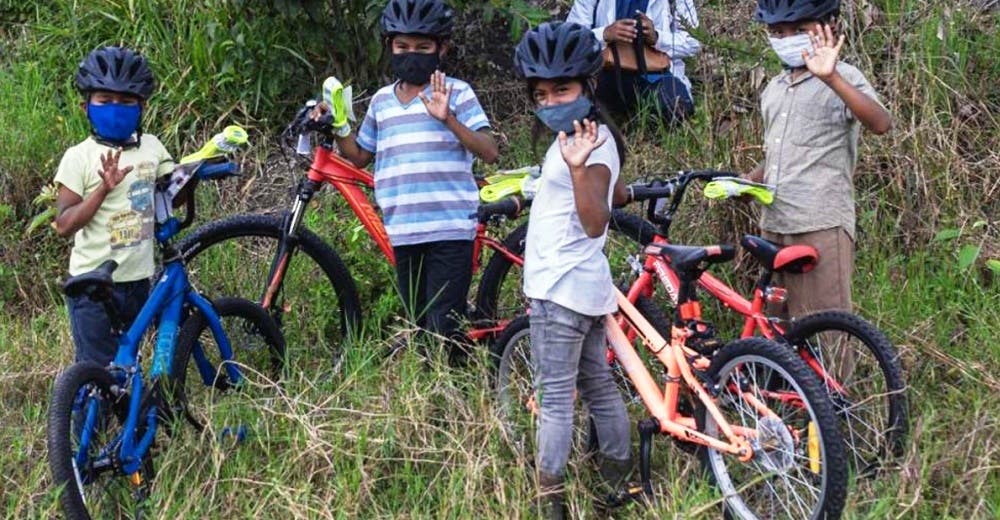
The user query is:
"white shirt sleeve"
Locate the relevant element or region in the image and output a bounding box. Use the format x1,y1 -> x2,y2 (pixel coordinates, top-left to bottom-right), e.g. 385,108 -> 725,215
567,0 -> 610,49
648,0 -> 701,59
584,127 -> 620,177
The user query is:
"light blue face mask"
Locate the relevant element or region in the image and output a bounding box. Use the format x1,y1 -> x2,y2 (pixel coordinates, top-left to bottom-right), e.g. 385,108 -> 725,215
534,96 -> 594,135
87,102 -> 142,143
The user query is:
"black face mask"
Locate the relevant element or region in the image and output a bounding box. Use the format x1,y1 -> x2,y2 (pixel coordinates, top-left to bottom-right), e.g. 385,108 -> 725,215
390,52 -> 440,85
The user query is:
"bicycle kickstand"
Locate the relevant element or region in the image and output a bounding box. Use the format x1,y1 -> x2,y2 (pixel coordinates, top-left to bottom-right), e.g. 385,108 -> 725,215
638,417 -> 659,496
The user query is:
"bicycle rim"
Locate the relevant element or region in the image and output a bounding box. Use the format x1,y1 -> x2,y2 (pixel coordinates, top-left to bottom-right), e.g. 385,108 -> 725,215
49,364 -> 152,520
702,352 -> 840,519
787,313 -> 908,475
171,299 -> 285,440
180,216 -> 357,378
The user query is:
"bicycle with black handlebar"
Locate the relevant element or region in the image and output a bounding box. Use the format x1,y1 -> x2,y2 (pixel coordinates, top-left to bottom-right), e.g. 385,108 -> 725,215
176,98 -> 531,374
486,169 -> 908,476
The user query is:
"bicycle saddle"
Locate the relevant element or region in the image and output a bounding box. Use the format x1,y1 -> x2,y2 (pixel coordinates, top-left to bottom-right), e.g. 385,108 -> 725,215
740,235 -> 818,274
63,260 -> 118,298
646,243 -> 736,275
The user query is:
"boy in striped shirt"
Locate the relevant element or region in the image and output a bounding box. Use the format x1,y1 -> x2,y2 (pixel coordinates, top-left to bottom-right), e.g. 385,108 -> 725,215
322,0 -> 498,364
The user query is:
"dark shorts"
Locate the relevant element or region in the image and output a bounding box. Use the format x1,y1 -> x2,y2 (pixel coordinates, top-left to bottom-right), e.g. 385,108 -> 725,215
67,278 -> 150,366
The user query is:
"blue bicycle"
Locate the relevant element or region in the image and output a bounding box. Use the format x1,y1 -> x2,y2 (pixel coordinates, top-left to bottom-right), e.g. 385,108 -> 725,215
46,127 -> 286,520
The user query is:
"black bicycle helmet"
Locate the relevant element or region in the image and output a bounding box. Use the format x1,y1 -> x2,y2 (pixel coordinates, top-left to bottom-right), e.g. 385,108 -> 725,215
380,0 -> 454,37
75,46 -> 156,99
755,0 -> 840,24
513,22 -> 603,80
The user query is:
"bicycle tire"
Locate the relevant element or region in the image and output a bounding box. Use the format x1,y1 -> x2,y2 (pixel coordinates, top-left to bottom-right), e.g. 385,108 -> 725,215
783,310 -> 908,474
697,337 -> 847,520
169,297 -> 285,434
476,223 -> 528,321
475,209 -> 658,321
177,213 -> 361,375
48,362 -> 154,520
491,315 -> 534,460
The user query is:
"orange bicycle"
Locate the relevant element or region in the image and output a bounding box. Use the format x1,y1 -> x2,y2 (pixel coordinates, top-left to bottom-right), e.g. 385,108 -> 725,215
493,242 -> 848,519
177,101 -> 527,372
483,170 -> 907,475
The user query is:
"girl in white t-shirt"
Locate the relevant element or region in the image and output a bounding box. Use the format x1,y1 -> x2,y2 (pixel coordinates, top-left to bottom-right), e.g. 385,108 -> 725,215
513,21 -> 633,519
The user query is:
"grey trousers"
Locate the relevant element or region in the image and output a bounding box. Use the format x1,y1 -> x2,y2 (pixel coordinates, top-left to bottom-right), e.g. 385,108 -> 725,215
529,299 -> 631,477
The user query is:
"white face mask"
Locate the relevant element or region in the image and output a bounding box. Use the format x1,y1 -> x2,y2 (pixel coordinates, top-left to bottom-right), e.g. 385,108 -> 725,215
768,33 -> 812,68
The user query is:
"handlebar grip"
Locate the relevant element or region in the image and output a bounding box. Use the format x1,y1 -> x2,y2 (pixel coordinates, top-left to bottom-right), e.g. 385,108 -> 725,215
476,196 -> 526,223
197,161 -> 239,180
628,181 -> 676,203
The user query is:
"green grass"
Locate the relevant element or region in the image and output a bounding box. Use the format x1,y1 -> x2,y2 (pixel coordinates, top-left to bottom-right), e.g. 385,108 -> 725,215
2,0 -> 999,518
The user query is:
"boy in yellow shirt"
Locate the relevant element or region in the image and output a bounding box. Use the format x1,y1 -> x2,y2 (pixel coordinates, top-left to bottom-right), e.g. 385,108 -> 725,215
53,46 -> 175,365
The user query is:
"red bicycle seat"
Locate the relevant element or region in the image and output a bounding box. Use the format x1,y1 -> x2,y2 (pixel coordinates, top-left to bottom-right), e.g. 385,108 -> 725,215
740,235 -> 818,274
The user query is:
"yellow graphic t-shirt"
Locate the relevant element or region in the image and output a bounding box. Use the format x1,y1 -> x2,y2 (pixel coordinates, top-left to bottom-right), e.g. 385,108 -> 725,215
54,135 -> 175,282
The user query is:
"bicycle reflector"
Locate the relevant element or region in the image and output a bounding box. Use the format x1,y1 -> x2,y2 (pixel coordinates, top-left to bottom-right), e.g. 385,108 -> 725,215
703,177 -> 775,206
765,286 -> 788,304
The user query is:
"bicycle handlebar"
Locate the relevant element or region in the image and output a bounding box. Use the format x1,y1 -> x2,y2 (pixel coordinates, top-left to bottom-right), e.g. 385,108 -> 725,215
626,169 -> 739,233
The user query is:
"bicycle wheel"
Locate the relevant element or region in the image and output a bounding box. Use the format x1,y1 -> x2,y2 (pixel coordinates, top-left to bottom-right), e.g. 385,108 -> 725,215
491,315 -> 535,460
48,362 -> 154,520
492,315 -> 618,463
697,337 -> 847,520
169,297 -> 285,437
784,311 -> 908,475
177,213 -> 361,376
476,209 -> 657,322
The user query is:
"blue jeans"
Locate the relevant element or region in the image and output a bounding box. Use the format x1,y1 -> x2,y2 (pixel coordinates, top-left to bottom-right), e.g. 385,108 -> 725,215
529,299 -> 632,477
67,278 -> 150,366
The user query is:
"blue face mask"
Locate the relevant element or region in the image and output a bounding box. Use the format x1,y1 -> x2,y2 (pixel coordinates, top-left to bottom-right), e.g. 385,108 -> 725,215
534,96 -> 594,135
87,102 -> 142,143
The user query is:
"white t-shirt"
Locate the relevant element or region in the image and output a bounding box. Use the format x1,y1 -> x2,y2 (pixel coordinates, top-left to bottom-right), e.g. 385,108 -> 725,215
523,125 -> 621,316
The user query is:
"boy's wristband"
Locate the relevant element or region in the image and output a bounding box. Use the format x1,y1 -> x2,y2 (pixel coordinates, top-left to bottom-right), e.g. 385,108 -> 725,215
334,124 -> 351,138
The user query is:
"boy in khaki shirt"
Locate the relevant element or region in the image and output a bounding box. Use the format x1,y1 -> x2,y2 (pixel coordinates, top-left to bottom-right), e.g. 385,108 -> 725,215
748,0 -> 891,320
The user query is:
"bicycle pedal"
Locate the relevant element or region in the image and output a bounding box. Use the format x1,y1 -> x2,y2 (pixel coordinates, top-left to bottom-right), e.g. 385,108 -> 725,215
602,482 -> 652,509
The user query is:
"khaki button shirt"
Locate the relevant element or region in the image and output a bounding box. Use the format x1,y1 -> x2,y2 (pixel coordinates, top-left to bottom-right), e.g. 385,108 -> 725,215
760,62 -> 883,241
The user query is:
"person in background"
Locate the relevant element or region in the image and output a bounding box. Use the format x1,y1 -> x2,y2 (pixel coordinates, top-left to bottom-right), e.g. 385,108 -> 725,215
567,0 -> 701,124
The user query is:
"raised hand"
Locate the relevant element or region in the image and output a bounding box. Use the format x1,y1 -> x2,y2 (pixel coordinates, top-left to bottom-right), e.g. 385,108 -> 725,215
98,148 -> 133,191
804,23 -> 844,80
559,119 -> 607,170
418,70 -> 454,122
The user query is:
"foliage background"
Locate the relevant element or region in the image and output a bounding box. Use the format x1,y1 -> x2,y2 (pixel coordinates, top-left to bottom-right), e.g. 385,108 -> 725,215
0,0 -> 997,518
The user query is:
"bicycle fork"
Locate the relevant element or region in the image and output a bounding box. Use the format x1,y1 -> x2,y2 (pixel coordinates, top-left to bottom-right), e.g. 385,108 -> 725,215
261,179 -> 319,312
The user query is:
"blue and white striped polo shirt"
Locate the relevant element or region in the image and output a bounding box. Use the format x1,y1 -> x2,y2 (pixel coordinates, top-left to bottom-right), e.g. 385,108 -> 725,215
356,78 -> 490,246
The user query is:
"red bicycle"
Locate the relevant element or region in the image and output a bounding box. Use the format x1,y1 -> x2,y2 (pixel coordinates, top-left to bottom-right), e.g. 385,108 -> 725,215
177,101 -> 527,373
486,170 -> 908,475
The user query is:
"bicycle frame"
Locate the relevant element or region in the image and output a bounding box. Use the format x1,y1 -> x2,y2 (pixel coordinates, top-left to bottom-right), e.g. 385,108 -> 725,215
80,252 -> 242,478
607,286 -> 765,458
266,144 -> 524,339
620,237 -> 846,394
